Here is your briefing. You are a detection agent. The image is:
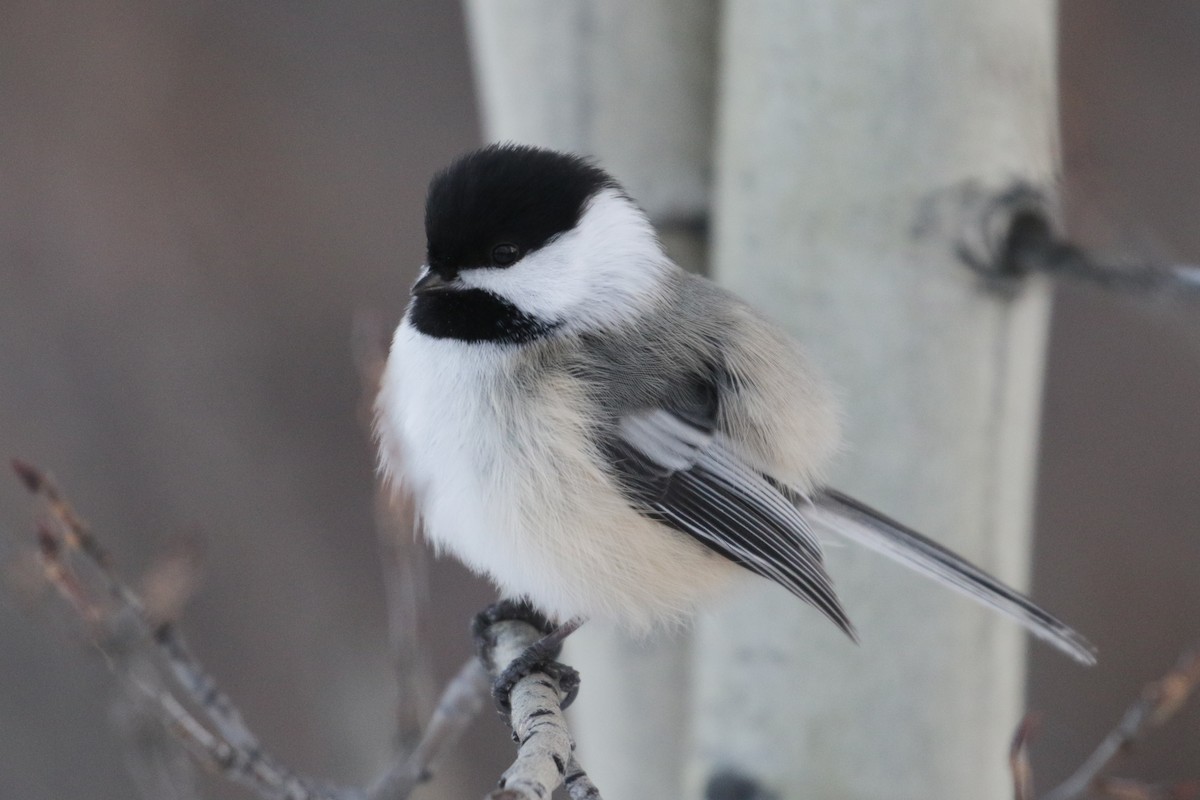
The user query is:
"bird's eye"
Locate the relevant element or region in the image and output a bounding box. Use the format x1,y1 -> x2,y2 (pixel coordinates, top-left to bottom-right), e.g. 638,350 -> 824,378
491,242 -> 521,266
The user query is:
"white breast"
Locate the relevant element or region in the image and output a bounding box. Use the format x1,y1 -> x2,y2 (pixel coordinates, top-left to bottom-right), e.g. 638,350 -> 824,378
375,320 -> 739,631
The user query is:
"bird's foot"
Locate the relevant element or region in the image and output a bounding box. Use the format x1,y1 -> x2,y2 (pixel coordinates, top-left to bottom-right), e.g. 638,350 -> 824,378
472,600 -> 583,714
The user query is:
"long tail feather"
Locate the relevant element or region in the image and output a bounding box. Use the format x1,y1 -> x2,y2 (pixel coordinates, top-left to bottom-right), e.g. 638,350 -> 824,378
808,489 -> 1097,666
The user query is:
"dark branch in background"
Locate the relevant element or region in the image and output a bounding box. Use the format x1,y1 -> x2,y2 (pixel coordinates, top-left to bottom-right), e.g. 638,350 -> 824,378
1011,648 -> 1200,800
920,181 -> 1200,298
994,202 -> 1200,297
10,460 -> 488,800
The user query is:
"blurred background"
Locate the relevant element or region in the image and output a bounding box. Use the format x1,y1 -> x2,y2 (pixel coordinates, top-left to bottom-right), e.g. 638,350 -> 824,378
0,2 -> 1196,798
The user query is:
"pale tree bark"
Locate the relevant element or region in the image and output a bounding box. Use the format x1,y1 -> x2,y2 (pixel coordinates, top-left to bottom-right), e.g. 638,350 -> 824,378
463,3 -> 718,798
691,3 -> 1059,800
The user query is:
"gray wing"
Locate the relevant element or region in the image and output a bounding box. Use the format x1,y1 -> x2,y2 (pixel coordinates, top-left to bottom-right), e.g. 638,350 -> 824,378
604,402 -> 856,640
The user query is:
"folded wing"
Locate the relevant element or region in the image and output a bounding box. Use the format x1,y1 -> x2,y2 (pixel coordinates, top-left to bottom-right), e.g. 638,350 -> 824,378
602,381 -> 1095,666
605,407 -> 855,639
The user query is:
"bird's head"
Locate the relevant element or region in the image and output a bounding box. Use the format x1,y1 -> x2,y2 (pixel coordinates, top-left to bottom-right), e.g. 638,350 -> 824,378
408,144 -> 672,343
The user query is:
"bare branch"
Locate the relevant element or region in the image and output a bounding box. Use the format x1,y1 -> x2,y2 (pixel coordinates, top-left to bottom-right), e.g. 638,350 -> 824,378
944,183 -> 1200,300
13,460 -> 353,800
1012,231 -> 1200,298
367,658 -> 490,800
9,460 -> 491,800
474,616 -> 603,800
1012,647 -> 1200,800
1044,648 -> 1200,800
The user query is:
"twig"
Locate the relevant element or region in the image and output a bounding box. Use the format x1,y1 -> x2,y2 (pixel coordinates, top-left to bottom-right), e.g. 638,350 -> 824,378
1011,647 -> 1200,800
27,482 -> 204,800
474,616 -> 603,800
1011,714 -> 1039,800
1045,648 -> 1200,800
156,622 -> 342,798
10,460 -> 489,800
366,658 -> 490,800
15,460 -> 349,800
1006,217 -> 1200,298
934,181 -> 1200,299
353,309 -> 438,748
113,624 -> 207,799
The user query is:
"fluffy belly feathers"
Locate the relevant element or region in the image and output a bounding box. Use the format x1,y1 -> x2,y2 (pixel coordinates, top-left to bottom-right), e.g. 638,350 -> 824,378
377,322 -> 737,630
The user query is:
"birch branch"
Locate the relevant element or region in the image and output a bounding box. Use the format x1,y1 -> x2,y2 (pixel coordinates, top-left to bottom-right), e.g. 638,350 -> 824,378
474,615 -> 602,800
9,460 -> 488,800
1010,647 -> 1200,800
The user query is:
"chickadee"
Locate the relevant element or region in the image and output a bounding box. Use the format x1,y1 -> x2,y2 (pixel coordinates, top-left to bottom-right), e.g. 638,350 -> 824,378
376,143 -> 1096,673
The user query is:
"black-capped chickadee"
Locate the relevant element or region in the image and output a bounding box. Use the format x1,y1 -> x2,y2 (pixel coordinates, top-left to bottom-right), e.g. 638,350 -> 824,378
376,143 -> 1096,674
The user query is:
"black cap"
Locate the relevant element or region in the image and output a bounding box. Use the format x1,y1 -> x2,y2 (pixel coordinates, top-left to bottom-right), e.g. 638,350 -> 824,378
424,143 -> 619,278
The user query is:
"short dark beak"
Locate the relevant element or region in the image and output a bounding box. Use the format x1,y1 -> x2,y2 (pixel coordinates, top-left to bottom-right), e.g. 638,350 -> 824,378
411,270 -> 458,296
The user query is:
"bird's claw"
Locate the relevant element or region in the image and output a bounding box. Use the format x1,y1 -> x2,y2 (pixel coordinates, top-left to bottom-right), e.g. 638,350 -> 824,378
472,600 -> 580,714
492,656 -> 580,714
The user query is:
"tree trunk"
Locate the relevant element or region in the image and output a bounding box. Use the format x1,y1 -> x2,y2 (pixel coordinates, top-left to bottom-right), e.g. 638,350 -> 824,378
690,3 -> 1058,799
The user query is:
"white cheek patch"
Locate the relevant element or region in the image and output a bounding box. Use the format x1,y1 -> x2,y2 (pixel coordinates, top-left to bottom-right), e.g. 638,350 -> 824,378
457,189 -> 674,330
460,238 -> 585,322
